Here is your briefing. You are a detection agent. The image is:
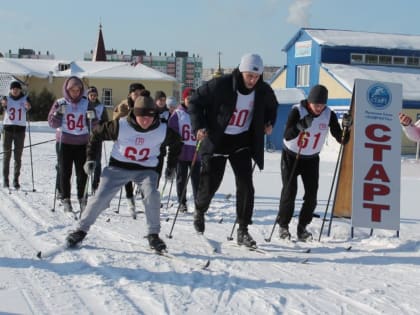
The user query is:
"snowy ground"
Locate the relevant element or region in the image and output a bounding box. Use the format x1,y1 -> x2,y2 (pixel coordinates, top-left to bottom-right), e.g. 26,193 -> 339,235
1,122 -> 420,315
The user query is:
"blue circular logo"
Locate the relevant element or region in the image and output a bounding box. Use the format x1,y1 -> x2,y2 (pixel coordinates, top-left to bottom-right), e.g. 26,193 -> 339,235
367,84 -> 391,110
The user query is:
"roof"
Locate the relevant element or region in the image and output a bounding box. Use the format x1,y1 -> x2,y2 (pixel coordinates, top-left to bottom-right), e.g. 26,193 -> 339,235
0,58 -> 177,82
273,88 -> 305,104
322,63 -> 420,100
283,28 -> 420,51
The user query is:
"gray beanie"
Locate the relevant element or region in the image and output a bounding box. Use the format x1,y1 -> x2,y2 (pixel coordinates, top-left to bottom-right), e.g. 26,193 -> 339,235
238,53 -> 264,75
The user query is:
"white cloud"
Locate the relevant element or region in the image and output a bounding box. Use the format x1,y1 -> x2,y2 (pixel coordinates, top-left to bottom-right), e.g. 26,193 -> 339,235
287,0 -> 312,27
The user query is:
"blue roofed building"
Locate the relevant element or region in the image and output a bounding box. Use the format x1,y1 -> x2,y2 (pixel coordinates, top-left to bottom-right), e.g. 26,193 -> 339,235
270,28 -> 420,153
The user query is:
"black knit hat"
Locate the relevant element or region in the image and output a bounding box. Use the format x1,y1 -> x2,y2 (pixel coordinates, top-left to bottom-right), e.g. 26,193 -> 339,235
307,85 -> 328,104
10,81 -> 22,89
87,86 -> 98,95
154,90 -> 166,100
129,82 -> 145,93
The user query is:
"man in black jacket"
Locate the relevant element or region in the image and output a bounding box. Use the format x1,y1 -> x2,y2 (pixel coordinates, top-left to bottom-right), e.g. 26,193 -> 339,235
189,53 -> 278,247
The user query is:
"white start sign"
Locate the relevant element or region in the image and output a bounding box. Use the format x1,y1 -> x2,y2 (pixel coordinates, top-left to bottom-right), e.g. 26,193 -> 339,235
352,79 -> 402,230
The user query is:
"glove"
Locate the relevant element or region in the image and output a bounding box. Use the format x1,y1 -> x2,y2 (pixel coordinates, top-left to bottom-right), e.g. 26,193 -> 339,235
165,167 -> 175,180
54,102 -> 66,116
342,113 -> 353,128
297,114 -> 313,131
83,160 -> 96,175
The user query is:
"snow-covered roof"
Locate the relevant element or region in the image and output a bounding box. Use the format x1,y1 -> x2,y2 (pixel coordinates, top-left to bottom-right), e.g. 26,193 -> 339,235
273,88 -> 305,104
0,58 -> 176,82
306,29 -> 420,50
323,63 -> 420,101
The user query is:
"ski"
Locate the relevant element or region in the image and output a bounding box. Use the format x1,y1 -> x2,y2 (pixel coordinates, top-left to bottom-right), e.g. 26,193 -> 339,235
223,242 -> 309,264
155,249 -> 211,270
36,242 -> 71,259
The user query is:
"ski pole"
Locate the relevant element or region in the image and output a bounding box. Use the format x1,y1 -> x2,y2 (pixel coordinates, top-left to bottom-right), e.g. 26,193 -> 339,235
26,113 -> 36,192
165,177 -> 174,211
0,139 -> 55,156
114,187 -> 123,214
80,172 -> 91,219
167,141 -> 201,239
102,141 -> 108,164
160,178 -> 168,198
52,129 -> 63,212
51,165 -> 59,212
265,131 -> 306,242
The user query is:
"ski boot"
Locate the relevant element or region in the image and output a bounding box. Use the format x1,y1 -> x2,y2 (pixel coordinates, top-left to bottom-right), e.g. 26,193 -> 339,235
179,203 -> 188,213
297,224 -> 313,242
193,210 -> 205,233
13,178 -> 20,190
279,226 -> 291,240
237,227 -> 257,248
66,230 -> 87,248
148,234 -> 167,252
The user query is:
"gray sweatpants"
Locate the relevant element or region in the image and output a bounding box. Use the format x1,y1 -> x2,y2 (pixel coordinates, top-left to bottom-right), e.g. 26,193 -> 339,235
78,166 -> 161,235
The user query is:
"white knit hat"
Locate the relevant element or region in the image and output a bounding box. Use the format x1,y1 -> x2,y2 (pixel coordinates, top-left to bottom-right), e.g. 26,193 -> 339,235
166,96 -> 178,108
238,53 -> 264,74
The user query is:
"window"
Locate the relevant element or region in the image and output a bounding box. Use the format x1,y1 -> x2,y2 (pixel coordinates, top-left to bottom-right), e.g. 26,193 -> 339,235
393,56 -> 405,65
102,88 -> 113,106
296,64 -> 310,87
379,55 -> 392,64
407,57 -> 419,66
351,54 -> 364,64
58,63 -> 70,71
349,53 -> 419,68
365,55 -> 378,64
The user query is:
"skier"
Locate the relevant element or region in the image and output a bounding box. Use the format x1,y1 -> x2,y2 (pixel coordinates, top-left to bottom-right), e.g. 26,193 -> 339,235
48,76 -> 98,212
155,90 -> 170,122
154,90 -> 170,187
189,53 -> 278,247
1,81 -> 32,189
113,83 -> 145,216
166,96 -> 178,115
277,84 -> 352,241
168,88 -> 201,213
87,86 -> 109,192
65,93 -> 183,252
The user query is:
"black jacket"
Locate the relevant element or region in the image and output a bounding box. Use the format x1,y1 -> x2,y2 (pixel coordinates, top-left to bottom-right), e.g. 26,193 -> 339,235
189,69 -> 278,170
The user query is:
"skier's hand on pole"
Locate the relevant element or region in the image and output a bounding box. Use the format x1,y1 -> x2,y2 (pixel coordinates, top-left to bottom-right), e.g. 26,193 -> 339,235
341,113 -> 353,129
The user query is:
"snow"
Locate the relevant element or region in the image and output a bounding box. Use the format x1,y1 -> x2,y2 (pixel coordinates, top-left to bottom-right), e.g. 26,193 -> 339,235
306,29 -> 420,51
1,122 -> 420,315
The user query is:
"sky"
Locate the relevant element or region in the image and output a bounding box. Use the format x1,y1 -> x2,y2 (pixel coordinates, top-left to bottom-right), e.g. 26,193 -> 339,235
1,123 -> 420,314
1,0 -> 420,68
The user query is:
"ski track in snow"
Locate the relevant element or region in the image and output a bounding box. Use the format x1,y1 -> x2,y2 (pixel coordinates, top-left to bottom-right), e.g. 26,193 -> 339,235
1,125 -> 420,314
